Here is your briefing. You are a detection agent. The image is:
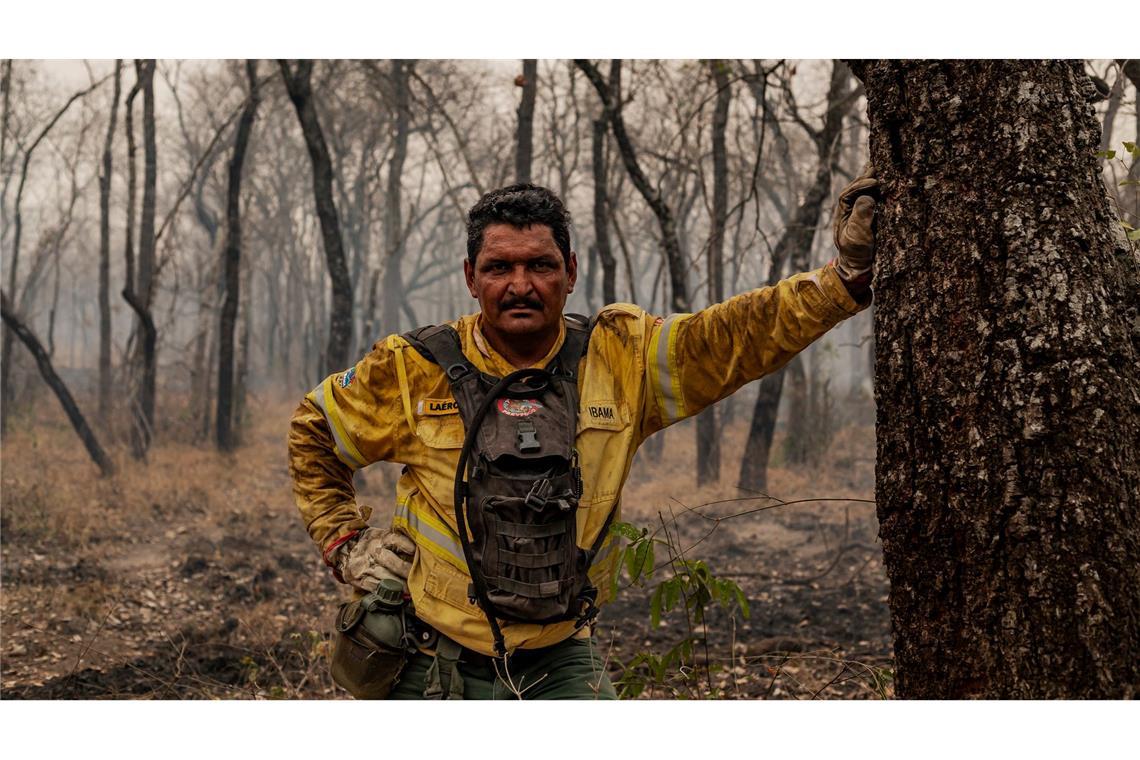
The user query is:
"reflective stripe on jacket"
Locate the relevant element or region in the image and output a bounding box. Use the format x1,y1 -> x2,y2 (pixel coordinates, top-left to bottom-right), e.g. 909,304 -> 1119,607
289,263 -> 868,655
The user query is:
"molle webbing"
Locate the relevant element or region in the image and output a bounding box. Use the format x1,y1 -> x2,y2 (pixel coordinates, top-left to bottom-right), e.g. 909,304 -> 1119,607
402,316 -> 605,655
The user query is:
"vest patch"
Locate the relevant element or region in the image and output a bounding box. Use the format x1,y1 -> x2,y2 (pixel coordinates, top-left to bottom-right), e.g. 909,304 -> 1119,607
497,398 -> 542,417
580,401 -> 626,431
417,398 -> 459,416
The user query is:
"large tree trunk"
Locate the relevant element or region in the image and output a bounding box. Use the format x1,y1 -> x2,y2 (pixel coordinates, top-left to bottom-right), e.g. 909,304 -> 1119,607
380,59 -> 410,337
854,59 -> 1140,698
98,61 -> 122,425
216,60 -> 260,452
515,59 -> 537,183
2,291 -> 114,477
278,59 -> 354,374
696,60 -> 732,487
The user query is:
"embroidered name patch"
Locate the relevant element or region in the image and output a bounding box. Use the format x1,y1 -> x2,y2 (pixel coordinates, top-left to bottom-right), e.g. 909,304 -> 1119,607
497,398 -> 542,417
417,398 -> 459,416
580,401 -> 626,431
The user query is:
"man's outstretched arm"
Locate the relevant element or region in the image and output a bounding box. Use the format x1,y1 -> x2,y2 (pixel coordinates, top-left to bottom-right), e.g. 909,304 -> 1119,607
641,169 -> 877,434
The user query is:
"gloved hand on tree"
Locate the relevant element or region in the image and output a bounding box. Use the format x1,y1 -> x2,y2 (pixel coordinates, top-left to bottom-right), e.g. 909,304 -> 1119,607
833,163 -> 879,284
334,527 -> 416,593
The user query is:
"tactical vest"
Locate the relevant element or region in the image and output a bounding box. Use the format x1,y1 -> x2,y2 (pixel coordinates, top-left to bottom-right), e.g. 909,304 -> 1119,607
404,315 -> 611,655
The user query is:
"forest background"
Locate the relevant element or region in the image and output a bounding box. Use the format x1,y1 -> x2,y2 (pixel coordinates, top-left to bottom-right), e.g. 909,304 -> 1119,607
1,2 -> 1137,755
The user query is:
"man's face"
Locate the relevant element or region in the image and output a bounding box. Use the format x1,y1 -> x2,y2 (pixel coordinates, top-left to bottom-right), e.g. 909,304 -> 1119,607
464,223 -> 577,340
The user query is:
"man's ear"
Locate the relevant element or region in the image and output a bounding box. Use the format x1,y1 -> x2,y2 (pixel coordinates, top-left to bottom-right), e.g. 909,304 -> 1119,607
463,257 -> 478,298
566,251 -> 578,294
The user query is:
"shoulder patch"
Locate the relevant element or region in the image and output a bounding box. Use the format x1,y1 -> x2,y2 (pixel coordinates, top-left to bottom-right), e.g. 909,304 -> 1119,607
337,367 -> 356,388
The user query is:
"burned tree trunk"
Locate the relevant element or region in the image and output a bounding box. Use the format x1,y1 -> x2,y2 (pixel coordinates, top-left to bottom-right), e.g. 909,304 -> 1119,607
216,60 -> 260,452
2,73 -> 104,435
123,59 -> 158,459
696,60 -> 732,486
854,60 -> 1140,698
591,118 -> 617,305
738,61 -> 856,492
278,59 -> 354,373
98,61 -> 122,425
577,59 -> 690,313
380,59 -> 410,337
2,291 -> 115,477
515,59 -> 537,183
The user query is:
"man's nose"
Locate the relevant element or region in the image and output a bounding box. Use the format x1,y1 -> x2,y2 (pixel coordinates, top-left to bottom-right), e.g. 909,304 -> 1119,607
507,264 -> 534,294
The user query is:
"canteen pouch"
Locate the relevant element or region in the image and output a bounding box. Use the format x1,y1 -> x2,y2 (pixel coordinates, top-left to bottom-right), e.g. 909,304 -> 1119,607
329,586 -> 409,699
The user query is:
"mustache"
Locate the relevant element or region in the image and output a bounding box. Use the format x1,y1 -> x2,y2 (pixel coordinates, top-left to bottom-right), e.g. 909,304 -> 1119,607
500,297 -> 543,311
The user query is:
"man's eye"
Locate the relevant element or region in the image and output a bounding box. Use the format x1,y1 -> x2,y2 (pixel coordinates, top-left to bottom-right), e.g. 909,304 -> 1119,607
531,261 -> 554,272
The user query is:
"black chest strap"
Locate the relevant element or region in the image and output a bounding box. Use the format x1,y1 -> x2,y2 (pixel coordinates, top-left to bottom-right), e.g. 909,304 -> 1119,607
403,314 -> 594,382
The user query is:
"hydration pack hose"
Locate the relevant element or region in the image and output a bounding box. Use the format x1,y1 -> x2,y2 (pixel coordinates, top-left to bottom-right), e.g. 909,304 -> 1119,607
452,366 -> 552,657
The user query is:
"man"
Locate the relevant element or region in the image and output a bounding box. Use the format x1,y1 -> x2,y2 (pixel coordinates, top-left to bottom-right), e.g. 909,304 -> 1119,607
289,174 -> 877,699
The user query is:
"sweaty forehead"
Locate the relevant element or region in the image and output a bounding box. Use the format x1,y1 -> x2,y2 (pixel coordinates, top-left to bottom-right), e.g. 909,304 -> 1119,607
478,223 -> 561,261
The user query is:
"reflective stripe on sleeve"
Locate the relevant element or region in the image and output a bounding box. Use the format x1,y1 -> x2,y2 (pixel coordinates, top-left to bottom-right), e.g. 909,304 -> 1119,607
393,493 -> 468,572
650,313 -> 689,425
307,377 -> 368,470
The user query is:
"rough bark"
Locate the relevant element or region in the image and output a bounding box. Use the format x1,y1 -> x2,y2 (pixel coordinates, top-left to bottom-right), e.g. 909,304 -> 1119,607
2,291 -> 115,477
98,61 -> 122,424
216,60 -> 260,452
696,60 -> 733,487
278,59 -> 354,373
853,59 -> 1140,698
738,61 -> 855,491
515,59 -> 537,183
591,118 -> 617,305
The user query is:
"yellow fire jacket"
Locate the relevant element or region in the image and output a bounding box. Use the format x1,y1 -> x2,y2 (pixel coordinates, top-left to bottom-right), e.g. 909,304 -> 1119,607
289,263 -> 868,655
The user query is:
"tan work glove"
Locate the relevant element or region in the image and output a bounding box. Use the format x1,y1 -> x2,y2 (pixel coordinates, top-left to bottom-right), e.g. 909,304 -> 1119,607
334,527 -> 416,593
833,163 -> 879,282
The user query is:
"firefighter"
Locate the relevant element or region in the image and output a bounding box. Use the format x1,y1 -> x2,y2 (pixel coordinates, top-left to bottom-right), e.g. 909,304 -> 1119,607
289,170 -> 877,699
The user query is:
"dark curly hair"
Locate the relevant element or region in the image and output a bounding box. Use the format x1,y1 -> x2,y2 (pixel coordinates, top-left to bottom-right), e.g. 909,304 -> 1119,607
466,183 -> 573,266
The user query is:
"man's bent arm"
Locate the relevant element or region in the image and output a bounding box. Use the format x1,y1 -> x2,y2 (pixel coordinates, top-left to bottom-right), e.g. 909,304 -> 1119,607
288,342 -> 405,570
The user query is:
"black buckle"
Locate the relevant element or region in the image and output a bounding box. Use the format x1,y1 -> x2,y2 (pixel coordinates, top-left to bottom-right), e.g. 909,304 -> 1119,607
517,420 -> 540,452
446,363 -> 471,382
524,478 -> 552,510
574,585 -> 601,629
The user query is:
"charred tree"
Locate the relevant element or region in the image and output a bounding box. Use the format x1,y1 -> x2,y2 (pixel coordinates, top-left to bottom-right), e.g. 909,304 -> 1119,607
278,59 -> 354,373
853,59 -> 1140,698
577,59 -> 690,313
515,59 -> 537,183
2,291 -> 114,477
2,73 -> 105,435
216,60 -> 261,452
591,118 -> 617,305
738,61 -> 857,492
122,60 -> 158,459
696,60 -> 732,486
380,59 -> 410,337
98,61 -> 122,424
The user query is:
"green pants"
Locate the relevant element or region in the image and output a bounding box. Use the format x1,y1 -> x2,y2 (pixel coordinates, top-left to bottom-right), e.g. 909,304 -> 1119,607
388,636 -> 617,700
